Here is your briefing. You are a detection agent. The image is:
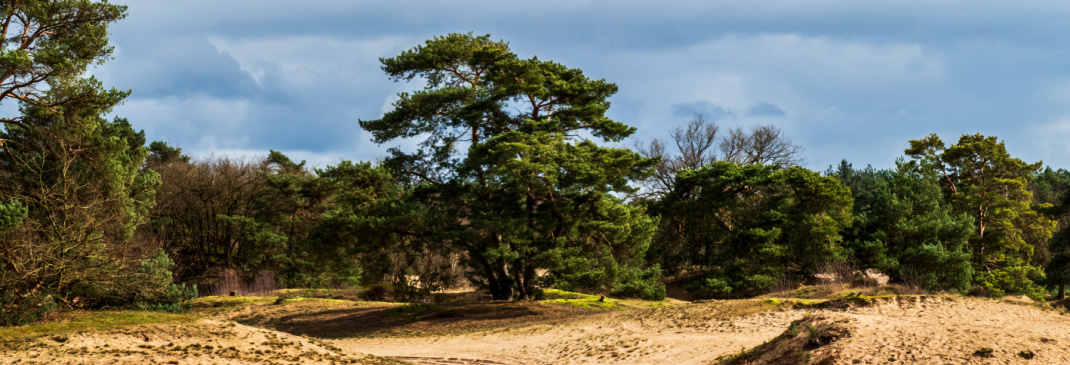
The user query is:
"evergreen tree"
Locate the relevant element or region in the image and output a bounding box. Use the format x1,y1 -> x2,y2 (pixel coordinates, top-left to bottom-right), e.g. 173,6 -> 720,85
0,2 -> 194,324
831,160 -> 975,292
0,0 -> 127,121
906,133 -> 1054,298
1034,168 -> 1070,298
221,152 -> 413,289
361,33 -> 659,300
0,83 -> 188,323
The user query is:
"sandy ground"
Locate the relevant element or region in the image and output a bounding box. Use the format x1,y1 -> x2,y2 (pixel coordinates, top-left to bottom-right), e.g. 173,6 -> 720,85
325,297 -> 1070,364
816,296 -> 1070,364
6,295 -> 1070,364
335,301 -> 798,365
1,317 -> 391,364
325,297 -> 796,363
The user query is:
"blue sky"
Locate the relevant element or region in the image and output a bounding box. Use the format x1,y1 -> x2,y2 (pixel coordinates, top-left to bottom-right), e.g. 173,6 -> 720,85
81,0 -> 1070,170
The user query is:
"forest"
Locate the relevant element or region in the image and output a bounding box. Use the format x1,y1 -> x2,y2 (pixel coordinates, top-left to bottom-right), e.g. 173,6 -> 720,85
5,1 -> 1070,327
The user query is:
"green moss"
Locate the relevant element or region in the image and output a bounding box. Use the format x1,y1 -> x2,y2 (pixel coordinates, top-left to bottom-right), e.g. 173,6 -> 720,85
542,289 -> 588,300
545,298 -> 622,310
542,290 -> 621,310
284,297 -> 353,303
192,295 -> 275,306
542,288 -> 673,310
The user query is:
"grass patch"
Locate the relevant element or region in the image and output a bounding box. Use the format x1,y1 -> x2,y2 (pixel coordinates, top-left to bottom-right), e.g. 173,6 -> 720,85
542,289 -> 675,310
628,300 -> 673,309
0,311 -> 197,348
192,295 -> 277,307
542,289 -> 623,310
277,288 -> 363,301
765,284 -> 928,301
771,292 -> 943,311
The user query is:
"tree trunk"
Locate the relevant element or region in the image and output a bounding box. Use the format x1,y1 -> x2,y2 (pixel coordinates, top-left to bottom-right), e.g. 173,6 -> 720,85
491,258 -> 514,301
475,253 -> 514,301
1059,284 -> 1066,300
471,250 -> 507,300
488,276 -> 514,301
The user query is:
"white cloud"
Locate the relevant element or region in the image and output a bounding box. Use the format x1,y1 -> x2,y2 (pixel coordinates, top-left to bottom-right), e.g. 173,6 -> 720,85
207,35 -> 413,90
117,95 -> 251,149
598,33 -> 948,168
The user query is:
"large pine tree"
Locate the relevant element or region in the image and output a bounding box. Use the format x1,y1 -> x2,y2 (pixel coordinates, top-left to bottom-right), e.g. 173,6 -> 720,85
361,33 -> 659,300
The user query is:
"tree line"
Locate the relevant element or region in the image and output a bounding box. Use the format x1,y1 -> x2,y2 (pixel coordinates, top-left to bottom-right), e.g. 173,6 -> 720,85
3,3 -> 1070,325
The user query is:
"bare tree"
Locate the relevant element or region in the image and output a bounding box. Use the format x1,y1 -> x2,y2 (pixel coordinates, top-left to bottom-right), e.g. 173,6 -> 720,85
633,114 -> 720,198
632,116 -> 805,198
720,124 -> 804,167
632,137 -> 673,198
147,156 -> 272,282
670,114 -> 720,171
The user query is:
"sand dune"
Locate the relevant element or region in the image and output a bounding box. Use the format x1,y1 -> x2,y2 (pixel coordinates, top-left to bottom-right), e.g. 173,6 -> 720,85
5,295 -> 1070,364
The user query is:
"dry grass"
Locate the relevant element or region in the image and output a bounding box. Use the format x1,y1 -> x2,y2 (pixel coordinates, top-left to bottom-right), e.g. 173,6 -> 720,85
762,283 -> 929,301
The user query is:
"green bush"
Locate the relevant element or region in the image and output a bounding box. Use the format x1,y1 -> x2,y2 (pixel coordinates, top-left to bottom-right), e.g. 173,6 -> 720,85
686,277 -> 733,299
744,274 -> 777,292
976,258 -> 1047,301
127,251 -> 199,312
136,284 -> 198,313
897,243 -> 973,293
0,287 -> 57,326
610,265 -> 666,300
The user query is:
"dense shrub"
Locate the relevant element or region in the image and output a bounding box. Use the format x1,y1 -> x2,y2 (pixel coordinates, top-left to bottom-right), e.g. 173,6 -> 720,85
685,277 -> 733,299
610,265 -> 667,300
0,288 -> 57,326
976,258 -> 1047,300
897,244 -> 972,293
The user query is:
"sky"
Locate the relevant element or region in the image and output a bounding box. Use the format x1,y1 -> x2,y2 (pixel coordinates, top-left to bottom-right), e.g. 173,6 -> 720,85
71,0 -> 1070,170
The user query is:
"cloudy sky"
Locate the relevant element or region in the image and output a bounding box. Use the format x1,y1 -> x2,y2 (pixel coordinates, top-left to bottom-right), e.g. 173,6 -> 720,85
83,0 -> 1070,170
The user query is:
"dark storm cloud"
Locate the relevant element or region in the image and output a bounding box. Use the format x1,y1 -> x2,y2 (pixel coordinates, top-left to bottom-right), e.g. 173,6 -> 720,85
84,0 -> 1070,168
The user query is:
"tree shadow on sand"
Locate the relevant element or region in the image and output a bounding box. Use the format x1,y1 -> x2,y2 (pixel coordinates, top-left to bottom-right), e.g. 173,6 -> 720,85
236,300 -> 601,339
